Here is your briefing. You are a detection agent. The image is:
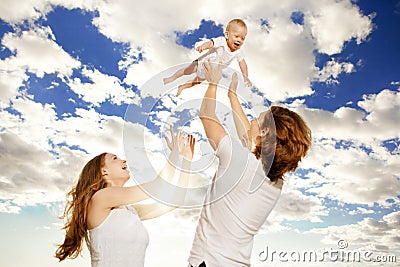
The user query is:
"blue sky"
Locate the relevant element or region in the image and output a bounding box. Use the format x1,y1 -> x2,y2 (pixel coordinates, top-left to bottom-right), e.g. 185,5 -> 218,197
0,0 -> 399,266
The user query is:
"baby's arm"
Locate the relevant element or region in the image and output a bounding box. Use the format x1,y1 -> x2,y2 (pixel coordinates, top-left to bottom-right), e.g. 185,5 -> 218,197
238,59 -> 252,87
196,39 -> 214,53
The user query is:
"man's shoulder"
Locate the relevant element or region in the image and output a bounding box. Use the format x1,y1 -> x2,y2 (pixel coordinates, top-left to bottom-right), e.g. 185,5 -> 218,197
217,135 -> 252,159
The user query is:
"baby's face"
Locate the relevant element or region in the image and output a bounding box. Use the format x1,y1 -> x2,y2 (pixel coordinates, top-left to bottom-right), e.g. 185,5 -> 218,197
225,23 -> 247,52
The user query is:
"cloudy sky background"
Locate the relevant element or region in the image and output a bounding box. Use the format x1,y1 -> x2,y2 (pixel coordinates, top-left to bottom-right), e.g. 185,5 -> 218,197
0,0 -> 399,266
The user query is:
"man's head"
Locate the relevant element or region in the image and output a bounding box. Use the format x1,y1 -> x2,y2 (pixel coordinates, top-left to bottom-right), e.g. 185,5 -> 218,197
254,106 -> 312,182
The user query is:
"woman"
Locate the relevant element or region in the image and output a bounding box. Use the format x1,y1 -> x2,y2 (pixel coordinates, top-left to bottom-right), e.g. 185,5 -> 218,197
55,126 -> 195,267
188,61 -> 312,267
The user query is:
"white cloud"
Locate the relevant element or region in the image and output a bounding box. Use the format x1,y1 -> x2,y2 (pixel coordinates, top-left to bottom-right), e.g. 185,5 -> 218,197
91,0 -> 204,87
2,26 -> 80,78
349,207 -> 375,215
0,102 -> 74,197
0,0 -> 98,23
82,0 -> 373,101
358,89 -> 400,129
272,185 -> 327,222
315,58 -> 354,84
60,108 -> 125,155
0,0 -> 46,23
4,96 -> 58,150
309,211 -> 400,252
67,67 -> 139,107
306,0 -> 374,55
0,25 -> 79,105
297,137 -> 400,206
244,16 -> 316,101
0,128 -> 87,206
289,88 -> 400,142
0,201 -> 21,214
0,0 -> 374,103
0,66 -> 28,105
284,89 -> 400,206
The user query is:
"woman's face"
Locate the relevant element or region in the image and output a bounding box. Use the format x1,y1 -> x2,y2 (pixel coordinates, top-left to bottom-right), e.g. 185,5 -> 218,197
102,153 -> 130,186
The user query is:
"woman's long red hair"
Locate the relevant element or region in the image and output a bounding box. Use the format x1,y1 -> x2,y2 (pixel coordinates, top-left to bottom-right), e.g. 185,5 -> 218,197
55,153 -> 108,261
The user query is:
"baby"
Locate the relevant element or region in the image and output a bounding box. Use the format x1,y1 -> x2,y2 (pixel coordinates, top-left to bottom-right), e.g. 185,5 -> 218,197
163,19 -> 251,96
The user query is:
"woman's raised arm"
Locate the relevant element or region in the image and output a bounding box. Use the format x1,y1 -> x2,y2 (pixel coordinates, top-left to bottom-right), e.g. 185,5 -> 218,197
134,133 -> 195,220
90,128 -> 193,214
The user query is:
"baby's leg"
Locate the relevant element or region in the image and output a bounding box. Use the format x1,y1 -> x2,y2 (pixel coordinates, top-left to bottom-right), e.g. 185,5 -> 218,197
163,61 -> 198,85
176,76 -> 204,96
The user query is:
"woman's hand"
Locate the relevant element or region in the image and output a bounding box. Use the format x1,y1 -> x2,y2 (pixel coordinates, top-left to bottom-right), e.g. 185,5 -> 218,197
164,125 -> 182,153
228,72 -> 239,97
203,59 -> 223,85
179,134 -> 195,161
164,125 -> 195,160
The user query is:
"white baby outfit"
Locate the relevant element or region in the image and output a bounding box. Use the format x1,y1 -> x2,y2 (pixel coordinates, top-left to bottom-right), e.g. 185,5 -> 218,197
196,36 -> 245,79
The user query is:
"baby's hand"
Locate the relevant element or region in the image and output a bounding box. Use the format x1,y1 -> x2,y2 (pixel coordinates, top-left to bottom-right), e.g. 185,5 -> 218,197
196,45 -> 205,53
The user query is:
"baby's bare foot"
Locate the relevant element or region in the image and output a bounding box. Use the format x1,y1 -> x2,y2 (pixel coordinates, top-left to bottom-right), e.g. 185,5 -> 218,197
163,77 -> 173,85
176,85 -> 184,97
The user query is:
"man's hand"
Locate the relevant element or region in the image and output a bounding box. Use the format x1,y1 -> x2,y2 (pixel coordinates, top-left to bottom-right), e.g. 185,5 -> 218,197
203,59 -> 223,85
244,76 -> 252,87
